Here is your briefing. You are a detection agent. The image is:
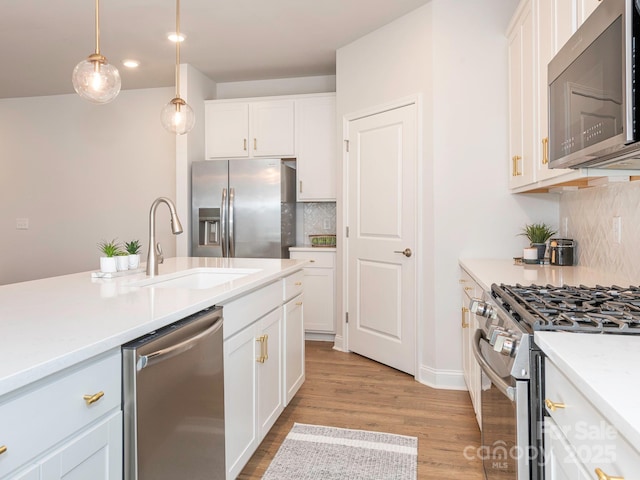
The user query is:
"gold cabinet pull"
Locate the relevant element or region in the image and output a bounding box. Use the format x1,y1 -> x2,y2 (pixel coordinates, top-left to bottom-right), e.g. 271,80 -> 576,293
243,138 -> 247,151
309,259 -> 315,263
0,445 -> 7,455
512,155 -> 522,176
545,398 -> 565,412
256,335 -> 268,363
299,180 -> 303,193
461,307 -> 470,328
296,302 -> 303,306
464,286 -> 473,291
253,138 -> 257,150
459,279 -> 466,284
295,282 -> 302,286
542,137 -> 549,165
595,468 -> 624,480
83,391 -> 105,406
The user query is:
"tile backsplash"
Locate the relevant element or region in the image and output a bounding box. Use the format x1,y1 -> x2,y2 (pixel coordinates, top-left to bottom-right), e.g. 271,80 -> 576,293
300,202 -> 336,244
559,180 -> 640,279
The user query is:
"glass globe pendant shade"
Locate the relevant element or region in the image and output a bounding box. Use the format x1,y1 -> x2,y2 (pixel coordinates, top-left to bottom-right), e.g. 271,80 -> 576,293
160,97 -> 195,135
72,54 -> 121,104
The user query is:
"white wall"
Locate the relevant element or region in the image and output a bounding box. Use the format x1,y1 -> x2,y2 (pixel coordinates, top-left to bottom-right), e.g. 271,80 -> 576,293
0,88 -> 177,285
216,75 -> 336,99
337,0 -> 559,387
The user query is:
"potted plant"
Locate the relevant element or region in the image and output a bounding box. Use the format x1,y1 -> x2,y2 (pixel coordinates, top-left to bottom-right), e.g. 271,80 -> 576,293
115,251 -> 129,271
98,239 -> 121,273
125,240 -> 142,269
520,223 -> 557,260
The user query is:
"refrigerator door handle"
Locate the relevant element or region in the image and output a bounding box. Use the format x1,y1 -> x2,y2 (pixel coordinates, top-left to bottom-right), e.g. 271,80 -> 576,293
229,187 -> 235,258
221,188 -> 228,257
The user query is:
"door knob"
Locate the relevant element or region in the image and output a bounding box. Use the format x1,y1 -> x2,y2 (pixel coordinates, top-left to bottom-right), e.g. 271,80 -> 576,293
394,248 -> 412,258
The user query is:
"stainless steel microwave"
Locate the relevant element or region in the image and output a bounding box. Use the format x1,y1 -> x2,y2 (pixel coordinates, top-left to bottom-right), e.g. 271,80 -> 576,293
548,0 -> 640,169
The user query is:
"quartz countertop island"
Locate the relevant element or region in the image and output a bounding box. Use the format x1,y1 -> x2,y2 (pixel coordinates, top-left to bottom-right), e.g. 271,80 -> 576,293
0,257 -> 307,397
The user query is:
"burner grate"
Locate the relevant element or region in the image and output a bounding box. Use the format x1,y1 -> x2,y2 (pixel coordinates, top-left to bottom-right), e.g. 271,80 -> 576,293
493,284 -> 640,334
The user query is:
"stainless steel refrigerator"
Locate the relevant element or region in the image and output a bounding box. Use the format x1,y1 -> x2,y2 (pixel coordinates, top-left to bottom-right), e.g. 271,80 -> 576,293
191,159 -> 296,258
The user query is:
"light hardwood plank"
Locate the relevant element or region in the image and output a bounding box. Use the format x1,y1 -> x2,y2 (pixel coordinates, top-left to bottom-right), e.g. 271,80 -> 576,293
238,340 -> 484,479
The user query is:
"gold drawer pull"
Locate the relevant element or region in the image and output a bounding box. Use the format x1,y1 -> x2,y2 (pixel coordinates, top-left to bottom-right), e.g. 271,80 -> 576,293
0,445 -> 7,455
461,307 -> 469,328
595,468 -> 624,480
464,287 -> 473,291
256,335 -> 268,363
296,302 -> 303,306
295,282 -> 302,286
83,391 -> 105,406
545,398 -> 565,412
309,259 -> 316,263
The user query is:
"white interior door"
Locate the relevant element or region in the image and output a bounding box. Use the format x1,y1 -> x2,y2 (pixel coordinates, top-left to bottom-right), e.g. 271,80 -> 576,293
346,103 -> 417,375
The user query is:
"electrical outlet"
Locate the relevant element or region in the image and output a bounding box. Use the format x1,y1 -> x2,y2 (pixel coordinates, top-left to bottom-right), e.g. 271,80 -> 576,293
16,218 -> 29,230
612,216 -> 622,245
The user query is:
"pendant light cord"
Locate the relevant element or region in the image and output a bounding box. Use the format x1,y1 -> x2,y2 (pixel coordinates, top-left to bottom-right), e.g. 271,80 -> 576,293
95,0 -> 101,55
175,0 -> 181,98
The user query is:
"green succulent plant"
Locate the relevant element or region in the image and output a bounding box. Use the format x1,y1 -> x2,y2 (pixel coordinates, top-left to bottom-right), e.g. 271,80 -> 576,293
519,223 -> 557,244
98,239 -> 122,258
124,240 -> 142,255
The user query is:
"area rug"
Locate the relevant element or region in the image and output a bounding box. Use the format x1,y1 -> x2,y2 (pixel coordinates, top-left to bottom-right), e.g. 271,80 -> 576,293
262,423 -> 417,480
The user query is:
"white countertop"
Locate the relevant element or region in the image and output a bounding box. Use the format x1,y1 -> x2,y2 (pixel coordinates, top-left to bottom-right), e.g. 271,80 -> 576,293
459,258 -> 639,292
535,331 -> 640,453
0,257 -> 306,397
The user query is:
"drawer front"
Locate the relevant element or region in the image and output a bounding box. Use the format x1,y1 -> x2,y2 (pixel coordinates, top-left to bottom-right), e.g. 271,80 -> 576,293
459,270 -> 477,301
0,349 -> 121,478
290,250 -> 335,268
222,280 -> 281,339
283,270 -> 304,302
545,360 -> 640,477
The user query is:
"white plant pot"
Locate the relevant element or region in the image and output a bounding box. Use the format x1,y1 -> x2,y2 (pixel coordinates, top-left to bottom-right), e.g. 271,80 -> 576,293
116,256 -> 129,271
128,254 -> 141,269
100,256 -> 117,273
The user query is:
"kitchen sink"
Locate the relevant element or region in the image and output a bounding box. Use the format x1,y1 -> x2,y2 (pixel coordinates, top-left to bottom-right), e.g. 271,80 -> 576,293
130,268 -> 260,290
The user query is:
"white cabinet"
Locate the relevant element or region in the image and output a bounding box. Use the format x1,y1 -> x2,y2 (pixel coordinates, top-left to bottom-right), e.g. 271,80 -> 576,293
544,359 -> 640,479
205,99 -> 295,159
0,349 -> 122,480
459,269 -> 481,429
508,0 -> 536,189
289,249 -> 336,334
295,94 -> 337,201
283,294 -> 305,404
222,271 -> 305,480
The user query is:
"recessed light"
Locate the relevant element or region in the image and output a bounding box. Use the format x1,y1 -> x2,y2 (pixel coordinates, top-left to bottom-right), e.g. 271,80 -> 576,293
168,32 -> 186,42
123,59 -> 140,68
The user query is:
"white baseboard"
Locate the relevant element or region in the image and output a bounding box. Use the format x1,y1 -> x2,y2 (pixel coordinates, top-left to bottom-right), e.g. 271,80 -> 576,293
418,364 -> 467,390
332,334 -> 346,352
304,332 -> 335,342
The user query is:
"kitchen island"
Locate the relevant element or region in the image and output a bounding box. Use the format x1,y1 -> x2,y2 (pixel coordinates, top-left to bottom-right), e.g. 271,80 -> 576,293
0,256 -> 307,480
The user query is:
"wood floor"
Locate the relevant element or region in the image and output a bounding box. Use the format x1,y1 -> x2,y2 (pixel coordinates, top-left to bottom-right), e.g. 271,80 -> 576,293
238,340 -> 484,479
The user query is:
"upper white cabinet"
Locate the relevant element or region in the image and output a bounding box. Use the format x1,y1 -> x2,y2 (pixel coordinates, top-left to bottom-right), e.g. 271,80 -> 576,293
508,0 -> 536,189
507,0 -> 626,193
205,99 -> 295,159
205,93 -> 337,201
295,94 -> 337,201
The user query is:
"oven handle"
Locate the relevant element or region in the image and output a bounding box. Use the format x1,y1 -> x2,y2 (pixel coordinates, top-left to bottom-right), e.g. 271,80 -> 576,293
472,329 -> 515,402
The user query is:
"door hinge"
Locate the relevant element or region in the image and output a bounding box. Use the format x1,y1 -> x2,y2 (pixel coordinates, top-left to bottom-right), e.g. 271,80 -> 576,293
345,312 -> 349,324
344,139 -> 349,152
346,226 -> 349,238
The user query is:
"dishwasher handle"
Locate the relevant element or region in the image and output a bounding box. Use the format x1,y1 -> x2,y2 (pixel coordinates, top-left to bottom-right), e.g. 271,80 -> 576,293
137,316 -> 223,371
472,329 -> 515,401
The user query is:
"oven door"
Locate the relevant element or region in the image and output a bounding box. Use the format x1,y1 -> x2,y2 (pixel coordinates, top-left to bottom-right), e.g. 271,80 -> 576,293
473,330 -> 530,480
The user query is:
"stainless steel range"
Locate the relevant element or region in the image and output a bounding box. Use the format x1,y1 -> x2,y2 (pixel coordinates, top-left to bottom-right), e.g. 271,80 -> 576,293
470,283 -> 640,480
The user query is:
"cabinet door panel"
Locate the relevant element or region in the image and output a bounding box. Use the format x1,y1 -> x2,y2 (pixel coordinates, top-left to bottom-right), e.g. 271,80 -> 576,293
301,268 -> 335,332
296,96 -> 337,201
205,103 -> 250,158
284,294 -> 305,404
257,309 -> 283,436
40,411 -> 122,480
250,100 -> 295,157
224,325 -> 258,479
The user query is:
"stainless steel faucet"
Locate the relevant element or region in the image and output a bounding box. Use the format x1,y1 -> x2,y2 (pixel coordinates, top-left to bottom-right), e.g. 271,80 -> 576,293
146,197 -> 183,276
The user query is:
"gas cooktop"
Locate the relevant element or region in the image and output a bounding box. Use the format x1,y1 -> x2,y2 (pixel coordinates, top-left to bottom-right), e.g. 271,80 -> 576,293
492,283 -> 640,334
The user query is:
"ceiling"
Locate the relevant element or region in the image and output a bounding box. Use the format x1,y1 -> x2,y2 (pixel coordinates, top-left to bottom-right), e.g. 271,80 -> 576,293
0,0 -> 432,99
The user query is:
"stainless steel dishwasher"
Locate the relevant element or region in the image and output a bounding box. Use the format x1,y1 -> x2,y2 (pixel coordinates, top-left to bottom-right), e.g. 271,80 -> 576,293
123,306 -> 225,480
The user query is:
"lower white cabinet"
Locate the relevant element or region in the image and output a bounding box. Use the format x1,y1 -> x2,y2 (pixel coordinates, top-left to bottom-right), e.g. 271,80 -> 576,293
0,349 -> 122,480
289,249 -> 335,333
222,270 -> 305,480
284,294 -> 305,403
459,269 -> 481,428
544,359 -> 640,479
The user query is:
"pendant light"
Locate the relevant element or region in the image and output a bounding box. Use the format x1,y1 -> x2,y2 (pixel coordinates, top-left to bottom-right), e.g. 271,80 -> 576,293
160,0 -> 195,135
72,0 -> 121,104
